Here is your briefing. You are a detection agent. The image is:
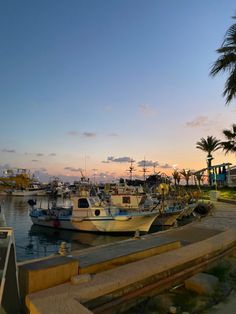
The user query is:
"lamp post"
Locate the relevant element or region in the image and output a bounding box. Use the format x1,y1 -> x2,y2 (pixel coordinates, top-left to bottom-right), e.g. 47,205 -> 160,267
206,155 -> 213,186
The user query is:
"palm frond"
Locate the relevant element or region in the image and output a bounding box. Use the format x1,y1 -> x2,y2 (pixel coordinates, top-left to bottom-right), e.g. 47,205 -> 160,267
210,15 -> 236,104
223,68 -> 236,104
210,53 -> 236,76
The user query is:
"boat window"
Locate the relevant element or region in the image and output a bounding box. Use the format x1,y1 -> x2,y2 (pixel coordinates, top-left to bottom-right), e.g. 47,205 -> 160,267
122,196 -> 130,204
95,209 -> 100,216
78,198 -> 89,208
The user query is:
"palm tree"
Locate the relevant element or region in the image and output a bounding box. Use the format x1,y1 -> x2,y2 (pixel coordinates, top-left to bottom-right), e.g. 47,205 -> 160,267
196,136 -> 221,185
180,169 -> 192,186
210,15 -> 236,104
221,123 -> 236,154
194,172 -> 204,186
172,169 -> 181,186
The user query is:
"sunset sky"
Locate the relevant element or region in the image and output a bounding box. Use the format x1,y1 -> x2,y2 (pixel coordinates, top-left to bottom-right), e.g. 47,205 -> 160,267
0,1 -> 236,182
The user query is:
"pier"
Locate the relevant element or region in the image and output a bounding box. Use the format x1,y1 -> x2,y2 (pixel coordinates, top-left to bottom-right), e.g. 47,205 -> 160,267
17,201 -> 236,313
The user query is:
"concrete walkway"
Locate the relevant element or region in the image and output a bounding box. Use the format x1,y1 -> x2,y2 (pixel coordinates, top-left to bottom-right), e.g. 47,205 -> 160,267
25,201 -> 236,314
206,291 -> 236,314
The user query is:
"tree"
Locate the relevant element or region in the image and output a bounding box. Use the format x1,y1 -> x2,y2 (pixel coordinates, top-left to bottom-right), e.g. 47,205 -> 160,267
221,123 -> 236,154
196,136 -> 221,185
180,169 -> 192,186
172,169 -> 181,185
210,15 -> 236,104
194,172 -> 204,186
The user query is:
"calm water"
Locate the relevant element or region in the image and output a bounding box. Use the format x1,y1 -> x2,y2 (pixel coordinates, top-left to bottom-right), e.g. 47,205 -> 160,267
0,195 -> 130,262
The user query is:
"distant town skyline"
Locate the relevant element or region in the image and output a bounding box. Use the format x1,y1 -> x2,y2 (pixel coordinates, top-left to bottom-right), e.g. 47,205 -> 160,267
0,1 -> 235,182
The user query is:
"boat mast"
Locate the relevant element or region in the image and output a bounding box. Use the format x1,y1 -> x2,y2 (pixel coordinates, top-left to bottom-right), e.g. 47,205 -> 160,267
128,159 -> 135,181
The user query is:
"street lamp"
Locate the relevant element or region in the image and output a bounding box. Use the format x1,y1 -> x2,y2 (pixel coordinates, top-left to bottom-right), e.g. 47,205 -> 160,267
206,155 -> 213,186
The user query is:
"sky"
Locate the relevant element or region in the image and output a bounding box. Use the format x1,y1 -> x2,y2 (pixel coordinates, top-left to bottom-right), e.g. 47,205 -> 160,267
0,0 -> 236,182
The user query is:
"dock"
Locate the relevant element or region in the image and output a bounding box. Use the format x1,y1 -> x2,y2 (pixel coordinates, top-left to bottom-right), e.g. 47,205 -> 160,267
18,201 -> 236,314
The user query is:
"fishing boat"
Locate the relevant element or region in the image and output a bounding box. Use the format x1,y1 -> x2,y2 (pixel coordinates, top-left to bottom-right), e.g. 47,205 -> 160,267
10,184 -> 46,196
28,194 -> 160,233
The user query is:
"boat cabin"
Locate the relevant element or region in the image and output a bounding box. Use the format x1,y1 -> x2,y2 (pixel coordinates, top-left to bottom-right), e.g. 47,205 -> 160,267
71,196 -> 120,218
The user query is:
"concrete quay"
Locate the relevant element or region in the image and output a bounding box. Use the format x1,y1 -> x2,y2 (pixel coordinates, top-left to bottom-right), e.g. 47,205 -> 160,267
20,201 -> 236,314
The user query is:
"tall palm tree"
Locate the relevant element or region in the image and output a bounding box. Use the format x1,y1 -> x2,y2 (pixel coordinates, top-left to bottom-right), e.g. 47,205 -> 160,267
180,169 -> 192,186
196,136 -> 221,185
210,15 -> 236,104
172,169 -> 181,186
221,123 -> 236,154
194,172 -> 204,186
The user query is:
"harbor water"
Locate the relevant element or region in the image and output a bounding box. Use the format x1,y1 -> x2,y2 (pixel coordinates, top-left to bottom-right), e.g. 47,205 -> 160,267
0,195 -> 130,262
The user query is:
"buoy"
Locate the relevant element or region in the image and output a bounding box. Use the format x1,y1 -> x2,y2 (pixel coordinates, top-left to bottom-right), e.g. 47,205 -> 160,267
58,241 -> 71,256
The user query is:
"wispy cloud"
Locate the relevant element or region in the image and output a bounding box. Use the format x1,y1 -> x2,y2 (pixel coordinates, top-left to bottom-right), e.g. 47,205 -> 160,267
64,167 -> 82,172
36,153 -> 44,157
49,153 -> 56,156
107,156 -> 132,163
160,163 -> 172,169
67,131 -> 96,138
0,163 -> 11,171
186,116 -> 209,128
1,149 -> 16,153
139,104 -> 155,116
83,132 -> 96,138
38,168 -> 47,172
31,159 -> 40,162
137,160 -> 159,167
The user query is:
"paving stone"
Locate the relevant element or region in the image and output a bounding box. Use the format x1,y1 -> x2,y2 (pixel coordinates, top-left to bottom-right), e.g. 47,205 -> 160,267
185,272 -> 219,295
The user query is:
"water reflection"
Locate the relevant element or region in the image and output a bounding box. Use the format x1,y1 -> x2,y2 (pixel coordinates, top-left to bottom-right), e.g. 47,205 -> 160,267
0,195 -> 130,261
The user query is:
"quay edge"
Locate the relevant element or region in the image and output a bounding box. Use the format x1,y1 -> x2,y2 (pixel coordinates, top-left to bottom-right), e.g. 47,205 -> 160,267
18,201 -> 236,313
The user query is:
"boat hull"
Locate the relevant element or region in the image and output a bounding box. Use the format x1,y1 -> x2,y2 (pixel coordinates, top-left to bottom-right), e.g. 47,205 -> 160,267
30,212 -> 159,233
153,211 -> 182,226
10,189 -> 46,196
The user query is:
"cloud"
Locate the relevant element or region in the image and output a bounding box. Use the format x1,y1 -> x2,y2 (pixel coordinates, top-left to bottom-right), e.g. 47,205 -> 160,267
49,153 -> 56,156
160,163 -> 172,169
96,171 -> 117,182
36,153 -> 44,157
0,163 -> 11,171
67,131 -> 79,136
139,104 -> 155,116
83,132 -> 96,138
31,159 -> 40,162
64,167 -> 82,172
38,168 -> 47,172
137,160 -> 159,167
67,131 -> 96,138
101,160 -> 110,163
1,149 -> 16,153
107,156 -> 132,163
186,116 -> 209,128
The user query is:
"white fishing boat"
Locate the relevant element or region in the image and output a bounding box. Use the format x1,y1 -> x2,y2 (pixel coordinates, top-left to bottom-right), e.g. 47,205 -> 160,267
153,204 -> 184,226
10,185 -> 46,196
110,193 -> 154,210
28,195 -> 159,233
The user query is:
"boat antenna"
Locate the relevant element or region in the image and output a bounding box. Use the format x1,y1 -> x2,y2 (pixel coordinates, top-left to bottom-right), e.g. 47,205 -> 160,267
92,169 -> 98,184
126,158 -> 135,181
142,158 -> 149,181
